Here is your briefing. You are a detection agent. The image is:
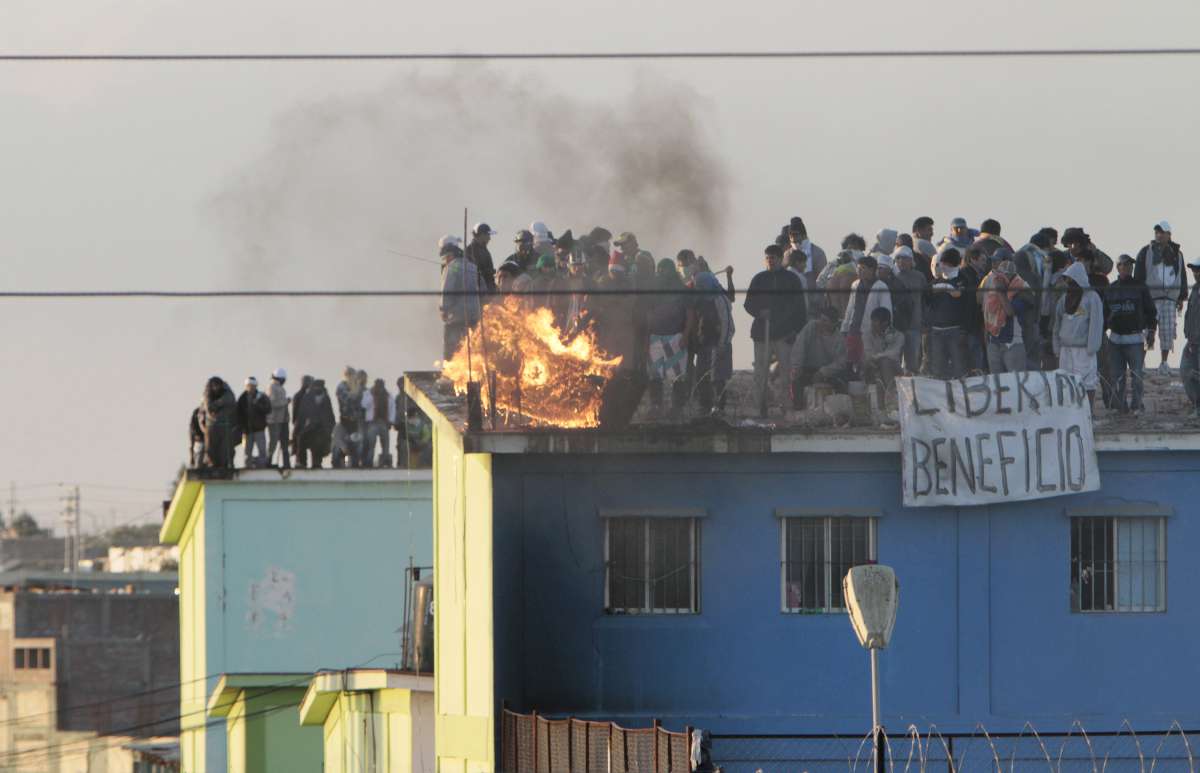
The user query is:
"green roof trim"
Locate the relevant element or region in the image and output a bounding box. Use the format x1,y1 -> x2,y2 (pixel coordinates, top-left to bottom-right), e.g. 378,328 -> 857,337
207,673 -> 313,717
160,478 -> 202,545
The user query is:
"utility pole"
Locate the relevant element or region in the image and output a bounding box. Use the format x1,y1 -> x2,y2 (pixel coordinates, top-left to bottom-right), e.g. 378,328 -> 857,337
62,488 -> 74,572
73,486 -> 81,579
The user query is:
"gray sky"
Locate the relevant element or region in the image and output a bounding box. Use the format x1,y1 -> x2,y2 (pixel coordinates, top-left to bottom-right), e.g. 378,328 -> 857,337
4,0 -> 1200,532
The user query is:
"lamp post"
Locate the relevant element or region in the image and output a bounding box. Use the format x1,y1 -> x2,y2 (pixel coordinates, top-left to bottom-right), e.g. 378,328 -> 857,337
844,564 -> 899,773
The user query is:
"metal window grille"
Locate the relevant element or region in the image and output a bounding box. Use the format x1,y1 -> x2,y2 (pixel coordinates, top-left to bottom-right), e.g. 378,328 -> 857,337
781,517 -> 877,613
1071,516 -> 1166,613
605,517 -> 698,614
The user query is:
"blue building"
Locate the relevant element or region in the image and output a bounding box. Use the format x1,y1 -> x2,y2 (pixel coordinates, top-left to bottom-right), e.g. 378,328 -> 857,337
405,371 -> 1200,772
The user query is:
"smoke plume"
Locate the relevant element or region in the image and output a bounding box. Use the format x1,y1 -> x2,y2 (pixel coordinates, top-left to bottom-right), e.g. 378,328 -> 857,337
208,66 -> 730,370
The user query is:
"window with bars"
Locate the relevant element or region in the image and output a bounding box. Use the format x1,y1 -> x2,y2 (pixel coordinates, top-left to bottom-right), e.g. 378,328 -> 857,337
1071,516 -> 1166,613
604,517 -> 699,614
782,517 -> 877,613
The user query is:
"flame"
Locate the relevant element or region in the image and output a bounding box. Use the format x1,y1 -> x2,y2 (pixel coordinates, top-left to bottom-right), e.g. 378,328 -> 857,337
440,297 -> 623,428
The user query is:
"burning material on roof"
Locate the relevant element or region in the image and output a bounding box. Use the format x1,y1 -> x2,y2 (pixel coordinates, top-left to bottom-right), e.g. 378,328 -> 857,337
440,297 -> 623,429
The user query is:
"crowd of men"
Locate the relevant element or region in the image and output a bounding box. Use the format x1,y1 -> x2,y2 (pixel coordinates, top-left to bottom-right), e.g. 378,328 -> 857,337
442,216 -> 1199,420
190,369 -> 432,469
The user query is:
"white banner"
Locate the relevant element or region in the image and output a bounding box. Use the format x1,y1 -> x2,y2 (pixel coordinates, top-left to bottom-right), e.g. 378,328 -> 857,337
896,370 -> 1100,507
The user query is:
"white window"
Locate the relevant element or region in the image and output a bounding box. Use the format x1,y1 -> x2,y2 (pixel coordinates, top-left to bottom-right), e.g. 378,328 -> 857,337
782,517 -> 877,613
604,517 -> 699,614
1071,517 -> 1166,613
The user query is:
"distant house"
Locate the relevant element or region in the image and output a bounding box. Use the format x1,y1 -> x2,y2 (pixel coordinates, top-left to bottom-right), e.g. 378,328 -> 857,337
0,573 -> 179,771
161,467 -> 433,773
404,370 -> 1200,772
0,536 -> 67,571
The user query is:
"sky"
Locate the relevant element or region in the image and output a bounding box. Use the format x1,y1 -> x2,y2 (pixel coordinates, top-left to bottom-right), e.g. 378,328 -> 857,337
3,0 -> 1200,532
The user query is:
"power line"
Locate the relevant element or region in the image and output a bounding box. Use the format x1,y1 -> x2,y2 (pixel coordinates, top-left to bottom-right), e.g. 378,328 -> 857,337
2,47 -> 1200,62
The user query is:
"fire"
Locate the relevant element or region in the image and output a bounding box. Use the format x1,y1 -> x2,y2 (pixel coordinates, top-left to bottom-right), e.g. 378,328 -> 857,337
441,296 -> 623,428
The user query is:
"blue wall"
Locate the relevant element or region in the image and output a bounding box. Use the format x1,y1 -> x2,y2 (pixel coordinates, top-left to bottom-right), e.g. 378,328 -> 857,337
491,451 -> 1200,736
200,476 -> 433,770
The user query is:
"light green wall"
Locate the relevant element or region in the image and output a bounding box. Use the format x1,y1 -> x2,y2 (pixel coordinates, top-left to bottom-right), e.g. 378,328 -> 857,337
425,403 -> 495,773
226,687 -> 320,773
164,473 -> 433,772
321,689 -> 433,773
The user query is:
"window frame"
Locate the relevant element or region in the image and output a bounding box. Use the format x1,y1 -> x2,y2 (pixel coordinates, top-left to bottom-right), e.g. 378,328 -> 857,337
1070,515 -> 1167,614
603,515 -> 700,615
780,516 -> 877,614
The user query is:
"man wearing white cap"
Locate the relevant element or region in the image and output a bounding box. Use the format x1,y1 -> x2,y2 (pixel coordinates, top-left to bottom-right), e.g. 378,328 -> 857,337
1134,220 -> 1187,374
267,368 -> 290,468
439,234 -> 481,360
1180,257 -> 1200,416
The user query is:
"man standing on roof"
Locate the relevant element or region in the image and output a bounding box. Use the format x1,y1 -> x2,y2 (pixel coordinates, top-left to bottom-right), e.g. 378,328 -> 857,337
1106,254 -> 1157,414
506,229 -> 537,272
439,235 -> 481,361
267,368 -> 290,469
1134,221 -> 1187,376
784,217 -> 827,286
466,222 -> 498,291
840,255 -> 892,377
202,377 -> 237,468
612,232 -> 639,269
939,217 -> 974,253
296,378 -> 335,469
1180,258 -> 1200,417
291,374 -> 313,467
745,244 -> 806,416
973,219 -> 1013,262
364,378 -> 395,467
1014,231 -> 1055,371
1054,262 -> 1104,410
892,247 -> 926,375
912,216 -> 937,269
236,377 -> 272,468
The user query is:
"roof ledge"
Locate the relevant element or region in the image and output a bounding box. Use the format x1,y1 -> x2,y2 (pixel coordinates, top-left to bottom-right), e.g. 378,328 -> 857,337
299,669 -> 433,726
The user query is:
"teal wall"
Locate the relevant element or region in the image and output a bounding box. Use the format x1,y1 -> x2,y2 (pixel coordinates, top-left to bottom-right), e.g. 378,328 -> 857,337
200,475 -> 432,772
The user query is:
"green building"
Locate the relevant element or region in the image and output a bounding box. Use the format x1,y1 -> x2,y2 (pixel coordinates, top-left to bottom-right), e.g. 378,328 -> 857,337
162,468 -> 433,772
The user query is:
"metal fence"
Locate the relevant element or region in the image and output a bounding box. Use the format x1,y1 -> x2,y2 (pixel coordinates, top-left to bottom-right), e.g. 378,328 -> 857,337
501,709 -> 693,773
712,725 -> 1199,772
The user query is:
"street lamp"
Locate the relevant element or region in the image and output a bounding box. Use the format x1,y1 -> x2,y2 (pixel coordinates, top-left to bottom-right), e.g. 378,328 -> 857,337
844,564 -> 899,773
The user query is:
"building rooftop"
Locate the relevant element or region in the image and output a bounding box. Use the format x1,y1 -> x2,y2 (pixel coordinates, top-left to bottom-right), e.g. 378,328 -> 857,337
0,569 -> 177,594
404,369 -> 1200,454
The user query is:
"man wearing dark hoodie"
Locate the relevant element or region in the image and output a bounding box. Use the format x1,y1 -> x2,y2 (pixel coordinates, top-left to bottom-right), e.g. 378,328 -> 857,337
1014,231 -> 1055,370
960,246 -> 989,373
784,217 -> 828,286
296,379 -> 336,469
201,377 -> 237,468
290,374 -> 313,466
1105,254 -> 1157,413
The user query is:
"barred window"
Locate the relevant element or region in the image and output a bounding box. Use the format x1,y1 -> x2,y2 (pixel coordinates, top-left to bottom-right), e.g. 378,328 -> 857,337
782,517 -> 877,613
605,517 -> 698,614
1071,517 -> 1166,613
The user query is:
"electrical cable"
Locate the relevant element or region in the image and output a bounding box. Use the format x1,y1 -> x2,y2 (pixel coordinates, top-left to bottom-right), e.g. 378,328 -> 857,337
2,47 -> 1200,62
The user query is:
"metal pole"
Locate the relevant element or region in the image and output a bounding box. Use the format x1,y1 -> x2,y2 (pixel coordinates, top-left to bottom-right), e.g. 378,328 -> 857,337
871,647 -> 883,773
